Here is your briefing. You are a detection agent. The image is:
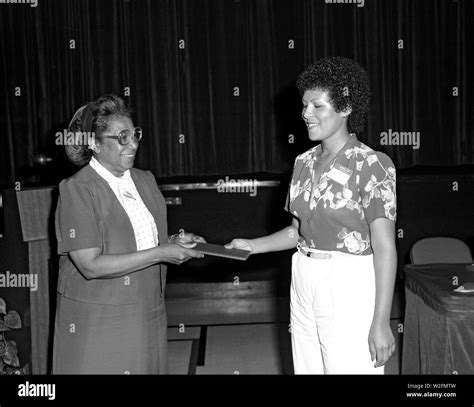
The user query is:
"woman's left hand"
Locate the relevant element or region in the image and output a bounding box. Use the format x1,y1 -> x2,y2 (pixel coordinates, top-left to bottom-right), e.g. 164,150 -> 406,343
170,229 -> 206,246
368,320 -> 396,368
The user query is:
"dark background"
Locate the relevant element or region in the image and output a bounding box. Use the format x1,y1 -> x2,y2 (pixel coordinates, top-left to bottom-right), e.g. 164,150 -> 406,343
1,0 -> 473,185
0,0 -> 473,376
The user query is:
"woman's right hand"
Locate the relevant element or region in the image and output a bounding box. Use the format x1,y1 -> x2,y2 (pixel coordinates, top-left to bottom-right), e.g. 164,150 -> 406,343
224,239 -> 254,253
156,243 -> 204,265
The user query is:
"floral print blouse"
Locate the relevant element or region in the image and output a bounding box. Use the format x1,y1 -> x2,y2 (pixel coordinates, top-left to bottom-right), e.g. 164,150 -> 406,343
286,135 -> 396,255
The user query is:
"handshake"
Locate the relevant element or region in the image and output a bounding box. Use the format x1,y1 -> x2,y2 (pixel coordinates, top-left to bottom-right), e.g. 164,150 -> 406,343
162,229 -> 253,265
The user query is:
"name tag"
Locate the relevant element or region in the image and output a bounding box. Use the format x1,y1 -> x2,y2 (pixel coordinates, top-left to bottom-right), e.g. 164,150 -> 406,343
327,163 -> 353,185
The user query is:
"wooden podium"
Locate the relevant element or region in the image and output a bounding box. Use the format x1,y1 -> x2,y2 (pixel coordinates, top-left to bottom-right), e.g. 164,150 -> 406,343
0,187 -> 56,374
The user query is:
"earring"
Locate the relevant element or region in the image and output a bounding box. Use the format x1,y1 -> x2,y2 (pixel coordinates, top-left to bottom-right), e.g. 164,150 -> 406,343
88,145 -> 99,153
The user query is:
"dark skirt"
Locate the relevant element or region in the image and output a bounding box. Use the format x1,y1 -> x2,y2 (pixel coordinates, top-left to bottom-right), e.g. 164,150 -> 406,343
52,271 -> 168,374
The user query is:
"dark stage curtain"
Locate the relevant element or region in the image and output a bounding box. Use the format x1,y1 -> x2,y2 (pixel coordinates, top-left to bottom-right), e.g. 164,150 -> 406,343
1,0 -> 473,185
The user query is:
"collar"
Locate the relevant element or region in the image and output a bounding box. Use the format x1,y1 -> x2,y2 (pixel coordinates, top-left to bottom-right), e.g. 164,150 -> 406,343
89,156 -> 132,184
314,133 -> 358,159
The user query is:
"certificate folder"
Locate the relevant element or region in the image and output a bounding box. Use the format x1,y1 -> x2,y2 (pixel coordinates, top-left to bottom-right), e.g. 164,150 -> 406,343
193,243 -> 251,261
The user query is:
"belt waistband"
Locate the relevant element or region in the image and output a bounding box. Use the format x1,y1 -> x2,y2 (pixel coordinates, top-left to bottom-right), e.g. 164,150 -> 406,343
297,242 -> 332,259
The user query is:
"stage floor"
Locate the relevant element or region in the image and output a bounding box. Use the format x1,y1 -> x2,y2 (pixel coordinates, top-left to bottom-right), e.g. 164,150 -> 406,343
167,318 -> 403,375
165,284 -> 404,374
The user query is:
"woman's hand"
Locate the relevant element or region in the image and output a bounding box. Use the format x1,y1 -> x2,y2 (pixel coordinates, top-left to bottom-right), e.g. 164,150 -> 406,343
368,320 -> 396,368
224,238 -> 254,253
156,243 -> 204,265
169,229 -> 206,246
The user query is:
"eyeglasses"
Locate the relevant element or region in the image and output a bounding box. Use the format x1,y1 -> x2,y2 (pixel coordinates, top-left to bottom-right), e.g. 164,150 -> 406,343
101,127 -> 143,145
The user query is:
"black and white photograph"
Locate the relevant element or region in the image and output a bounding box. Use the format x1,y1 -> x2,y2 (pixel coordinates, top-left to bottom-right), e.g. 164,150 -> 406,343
0,0 -> 473,404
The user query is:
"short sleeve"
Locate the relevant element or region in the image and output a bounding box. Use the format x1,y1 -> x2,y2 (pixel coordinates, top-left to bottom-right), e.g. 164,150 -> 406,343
284,155 -> 301,213
284,185 -> 291,212
359,152 -> 397,224
55,178 -> 101,254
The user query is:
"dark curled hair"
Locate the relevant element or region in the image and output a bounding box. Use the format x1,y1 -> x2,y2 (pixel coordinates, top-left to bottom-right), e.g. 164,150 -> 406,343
65,94 -> 132,166
296,56 -> 371,134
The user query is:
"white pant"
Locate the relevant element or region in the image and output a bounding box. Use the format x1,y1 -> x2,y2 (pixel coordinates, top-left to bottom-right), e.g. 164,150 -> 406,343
290,249 -> 384,374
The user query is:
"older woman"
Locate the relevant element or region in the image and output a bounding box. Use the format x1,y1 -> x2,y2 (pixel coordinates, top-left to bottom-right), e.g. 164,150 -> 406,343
227,57 -> 397,374
53,94 -> 205,374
